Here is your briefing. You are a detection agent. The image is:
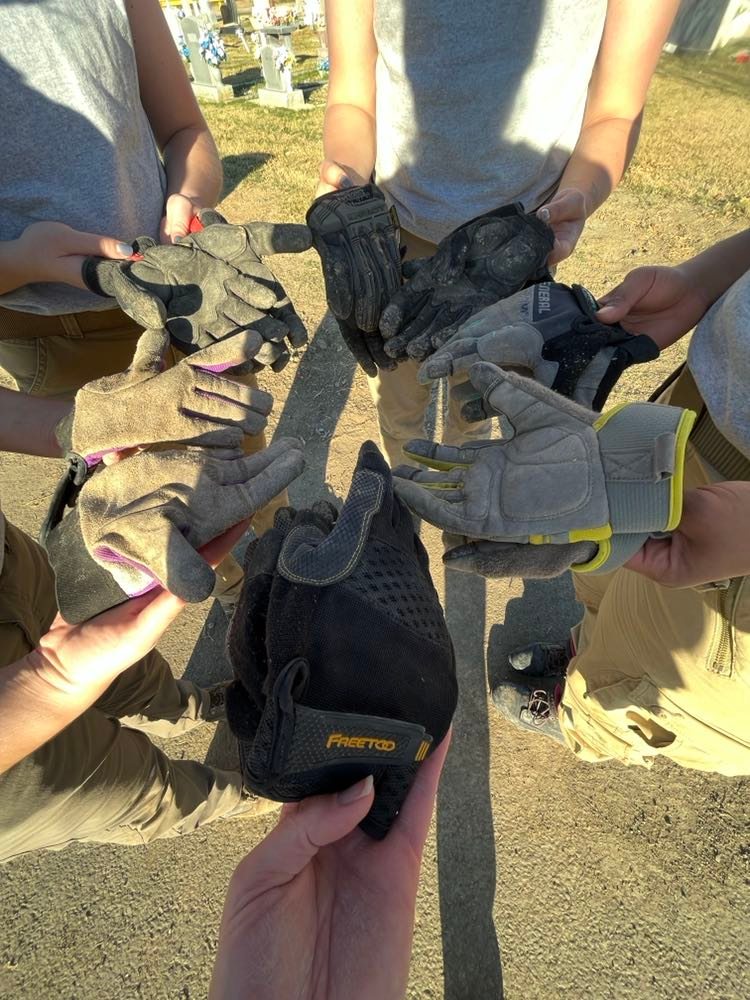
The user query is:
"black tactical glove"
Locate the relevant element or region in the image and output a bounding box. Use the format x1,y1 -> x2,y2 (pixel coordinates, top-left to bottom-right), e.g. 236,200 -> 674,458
82,210 -> 311,372
420,280 -> 660,417
380,203 -> 554,362
307,184 -> 402,377
225,441 -> 457,839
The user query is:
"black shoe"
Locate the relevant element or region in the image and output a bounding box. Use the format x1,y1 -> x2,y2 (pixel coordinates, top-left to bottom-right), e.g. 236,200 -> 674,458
507,641 -> 571,676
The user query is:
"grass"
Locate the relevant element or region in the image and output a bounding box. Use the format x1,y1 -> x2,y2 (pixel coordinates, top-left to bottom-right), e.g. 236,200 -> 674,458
201,42 -> 749,226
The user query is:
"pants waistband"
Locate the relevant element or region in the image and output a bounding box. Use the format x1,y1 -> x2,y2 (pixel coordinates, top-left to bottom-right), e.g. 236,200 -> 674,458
0,305 -> 134,340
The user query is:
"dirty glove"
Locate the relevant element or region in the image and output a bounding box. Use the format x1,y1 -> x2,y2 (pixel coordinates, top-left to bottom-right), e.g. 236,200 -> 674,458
380,203 -> 554,362
419,281 -> 660,417
224,441 -> 457,839
45,439 -> 306,623
307,184 -> 402,377
83,210 -> 311,371
393,364 -> 696,578
54,327 -> 273,466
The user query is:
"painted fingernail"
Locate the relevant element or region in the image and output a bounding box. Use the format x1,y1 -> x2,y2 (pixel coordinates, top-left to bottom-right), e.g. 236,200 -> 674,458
339,175 -> 354,189
116,242 -> 134,256
537,208 -> 550,223
338,774 -> 374,805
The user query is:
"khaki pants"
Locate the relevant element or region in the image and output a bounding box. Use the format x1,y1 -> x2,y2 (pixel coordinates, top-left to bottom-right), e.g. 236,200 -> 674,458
0,304 -> 287,598
0,519 -> 250,863
368,231 -> 492,467
559,432 -> 750,775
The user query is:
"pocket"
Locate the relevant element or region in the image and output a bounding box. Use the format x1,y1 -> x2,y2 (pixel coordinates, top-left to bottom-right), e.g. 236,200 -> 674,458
706,576 -> 747,678
0,338 -> 42,393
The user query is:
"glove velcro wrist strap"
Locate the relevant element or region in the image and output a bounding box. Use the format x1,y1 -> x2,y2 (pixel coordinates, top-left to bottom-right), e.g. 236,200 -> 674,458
595,403 -> 697,535
45,505 -> 131,624
40,452 -> 96,546
572,531 -> 650,575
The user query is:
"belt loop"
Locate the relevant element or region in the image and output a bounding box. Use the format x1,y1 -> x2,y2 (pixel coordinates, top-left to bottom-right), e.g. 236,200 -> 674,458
59,314 -> 84,339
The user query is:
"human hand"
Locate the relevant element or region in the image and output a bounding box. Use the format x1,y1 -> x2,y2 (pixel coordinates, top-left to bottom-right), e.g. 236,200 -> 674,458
537,187 -> 588,266
624,481 -> 750,587
210,732 -> 451,1000
28,523 -> 248,711
315,159 -> 363,198
160,192 -> 202,244
2,221 -> 132,293
596,265 -> 712,350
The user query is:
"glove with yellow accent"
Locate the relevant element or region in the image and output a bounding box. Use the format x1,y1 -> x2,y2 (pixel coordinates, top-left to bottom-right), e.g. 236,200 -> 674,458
225,441 -> 457,839
392,363 -> 696,578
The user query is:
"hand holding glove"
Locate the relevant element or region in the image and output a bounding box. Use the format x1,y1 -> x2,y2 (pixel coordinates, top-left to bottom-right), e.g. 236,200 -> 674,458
82,210 -> 311,371
45,439 -> 306,623
307,184 -> 402,376
393,364 -> 696,579
419,281 -> 659,417
225,441 -> 457,839
380,203 -> 554,362
55,327 -> 274,465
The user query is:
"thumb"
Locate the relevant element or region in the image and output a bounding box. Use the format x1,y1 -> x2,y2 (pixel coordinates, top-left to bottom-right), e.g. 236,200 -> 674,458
67,230 -> 134,260
161,193 -> 195,244
596,271 -> 651,323
318,159 -> 355,193
231,777 -> 375,888
129,327 -> 170,376
537,188 -> 585,225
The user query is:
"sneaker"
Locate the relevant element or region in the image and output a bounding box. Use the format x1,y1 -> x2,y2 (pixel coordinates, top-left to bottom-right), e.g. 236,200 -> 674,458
492,673 -> 566,744
202,680 -> 233,723
507,640 -> 571,676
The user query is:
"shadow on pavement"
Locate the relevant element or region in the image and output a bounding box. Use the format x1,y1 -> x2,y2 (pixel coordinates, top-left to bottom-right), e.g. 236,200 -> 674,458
438,568 -> 504,999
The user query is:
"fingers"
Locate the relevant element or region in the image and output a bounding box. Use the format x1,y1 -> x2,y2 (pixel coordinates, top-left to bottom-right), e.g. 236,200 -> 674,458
537,187 -> 586,226
63,228 -> 134,260
318,159 -> 356,194
401,439 -> 478,470
596,269 -> 655,324
243,222 -> 313,257
190,329 -> 265,371
161,193 -> 197,244
226,273 -> 278,311
216,440 -> 306,515
110,267 -> 167,328
392,731 -> 451,852
230,777 -> 375,891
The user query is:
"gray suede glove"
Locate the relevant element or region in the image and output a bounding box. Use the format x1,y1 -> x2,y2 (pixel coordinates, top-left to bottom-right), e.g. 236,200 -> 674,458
83,211 -> 311,371
46,439 -> 306,623
392,363 -> 696,577
54,328 -> 273,465
418,281 -> 660,416
380,203 -> 553,362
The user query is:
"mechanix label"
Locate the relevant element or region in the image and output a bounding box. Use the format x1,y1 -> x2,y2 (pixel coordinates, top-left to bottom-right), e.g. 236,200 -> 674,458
326,733 -> 397,752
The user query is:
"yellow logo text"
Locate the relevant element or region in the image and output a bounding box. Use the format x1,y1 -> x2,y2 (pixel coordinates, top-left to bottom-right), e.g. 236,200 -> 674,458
326,733 -> 397,752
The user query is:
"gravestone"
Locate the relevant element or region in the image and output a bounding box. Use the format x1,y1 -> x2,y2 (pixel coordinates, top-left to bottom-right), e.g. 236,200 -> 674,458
256,23 -> 305,109
182,14 -> 233,101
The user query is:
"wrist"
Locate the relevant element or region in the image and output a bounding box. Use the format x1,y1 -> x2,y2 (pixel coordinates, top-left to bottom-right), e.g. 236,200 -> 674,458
0,237 -> 35,293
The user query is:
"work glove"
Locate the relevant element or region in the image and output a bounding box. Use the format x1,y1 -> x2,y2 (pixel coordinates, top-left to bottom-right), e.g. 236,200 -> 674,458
224,441 -> 457,839
380,203 -> 554,362
45,439 -> 306,624
392,364 -> 696,578
82,210 -> 311,371
419,280 -> 660,416
54,327 -> 273,466
306,184 -> 402,377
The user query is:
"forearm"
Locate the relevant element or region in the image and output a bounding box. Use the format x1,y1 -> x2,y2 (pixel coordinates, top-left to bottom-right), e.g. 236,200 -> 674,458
163,126 -> 223,208
0,238 -> 29,295
680,228 -> 750,309
0,651 -> 113,773
0,387 -> 69,457
557,114 -> 641,217
322,103 -> 377,185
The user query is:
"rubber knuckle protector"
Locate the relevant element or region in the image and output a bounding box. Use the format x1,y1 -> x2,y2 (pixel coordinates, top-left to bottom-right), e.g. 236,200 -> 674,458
225,441 -> 457,838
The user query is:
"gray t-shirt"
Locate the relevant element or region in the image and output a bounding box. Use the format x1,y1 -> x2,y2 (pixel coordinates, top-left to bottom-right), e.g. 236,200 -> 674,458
0,0 -> 167,315
373,0 -> 607,243
689,267 -> 750,460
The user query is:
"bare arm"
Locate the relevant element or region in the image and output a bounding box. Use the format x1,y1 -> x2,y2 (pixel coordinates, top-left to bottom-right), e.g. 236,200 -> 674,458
0,386 -> 69,457
126,0 -> 223,240
316,0 -> 378,195
543,0 -> 680,263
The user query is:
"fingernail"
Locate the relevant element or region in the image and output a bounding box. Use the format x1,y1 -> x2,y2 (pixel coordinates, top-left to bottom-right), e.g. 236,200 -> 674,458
338,774 -> 373,805
537,208 -> 550,223
116,242 -> 134,256
339,175 -> 354,189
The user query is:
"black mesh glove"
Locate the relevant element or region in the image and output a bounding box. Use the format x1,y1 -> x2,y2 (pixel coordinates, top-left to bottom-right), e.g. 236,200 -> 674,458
82,209 -> 311,372
420,281 -> 660,417
225,440 -> 457,839
307,184 -> 402,377
380,203 -> 554,362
